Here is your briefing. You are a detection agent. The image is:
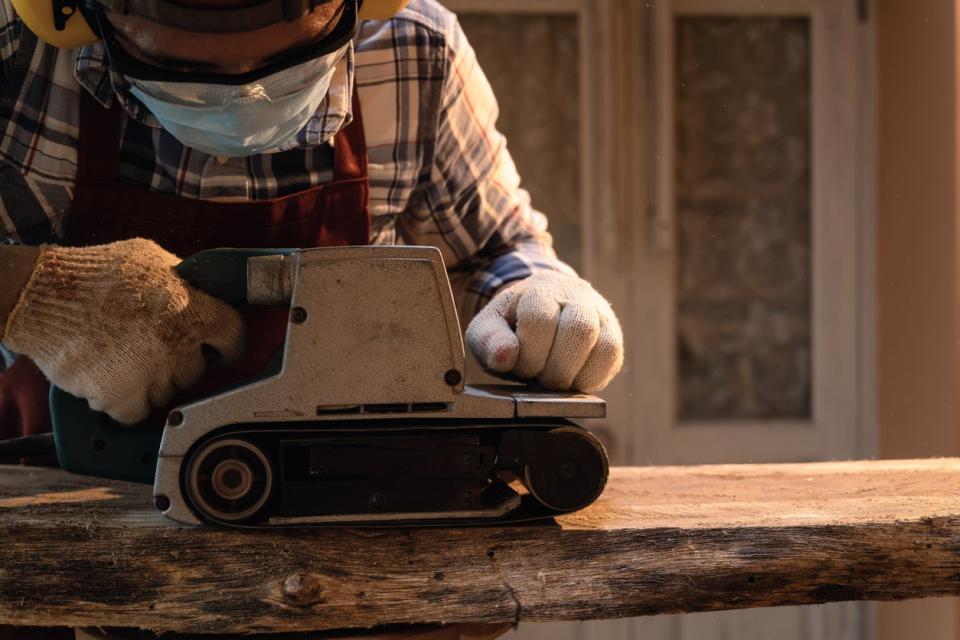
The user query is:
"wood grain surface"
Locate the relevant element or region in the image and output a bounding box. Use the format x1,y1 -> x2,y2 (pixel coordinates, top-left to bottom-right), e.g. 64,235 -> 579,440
1,459 -> 959,634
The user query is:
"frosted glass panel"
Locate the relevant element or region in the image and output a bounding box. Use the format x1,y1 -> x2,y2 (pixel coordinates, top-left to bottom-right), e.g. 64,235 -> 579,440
458,13 -> 582,272
675,17 -> 812,421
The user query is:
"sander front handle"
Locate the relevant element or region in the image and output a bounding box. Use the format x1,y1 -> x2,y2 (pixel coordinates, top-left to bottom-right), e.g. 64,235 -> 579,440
175,248 -> 298,305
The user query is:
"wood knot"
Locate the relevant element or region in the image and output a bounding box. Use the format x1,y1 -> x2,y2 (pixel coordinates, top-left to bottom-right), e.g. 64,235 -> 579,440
282,572 -> 326,605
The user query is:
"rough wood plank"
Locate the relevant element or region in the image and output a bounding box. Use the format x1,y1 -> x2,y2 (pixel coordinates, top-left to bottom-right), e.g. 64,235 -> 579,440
1,459 -> 959,634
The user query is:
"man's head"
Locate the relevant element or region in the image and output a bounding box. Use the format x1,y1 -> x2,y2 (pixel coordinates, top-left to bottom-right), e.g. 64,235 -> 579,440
102,0 -> 346,76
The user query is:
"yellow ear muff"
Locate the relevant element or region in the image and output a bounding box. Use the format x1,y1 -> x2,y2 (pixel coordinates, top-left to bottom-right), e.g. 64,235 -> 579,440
11,0 -> 99,48
358,0 -> 408,20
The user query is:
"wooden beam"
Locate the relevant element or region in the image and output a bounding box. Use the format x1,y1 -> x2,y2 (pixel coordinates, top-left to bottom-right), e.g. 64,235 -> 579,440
1,459 -> 959,634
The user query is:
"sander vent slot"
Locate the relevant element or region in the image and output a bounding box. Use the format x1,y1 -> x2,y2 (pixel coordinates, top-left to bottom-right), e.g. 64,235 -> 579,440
363,403 -> 409,414
316,405 -> 362,415
411,402 -> 452,413
316,402 -> 454,416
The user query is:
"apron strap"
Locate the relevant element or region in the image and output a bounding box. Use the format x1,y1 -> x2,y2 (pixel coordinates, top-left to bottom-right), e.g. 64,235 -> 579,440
77,90 -> 122,183
332,86 -> 368,181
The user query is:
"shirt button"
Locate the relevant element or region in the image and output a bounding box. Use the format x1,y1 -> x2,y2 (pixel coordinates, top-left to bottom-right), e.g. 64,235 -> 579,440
216,155 -> 229,165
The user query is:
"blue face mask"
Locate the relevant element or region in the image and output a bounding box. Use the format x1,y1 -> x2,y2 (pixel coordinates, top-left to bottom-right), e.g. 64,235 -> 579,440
127,47 -> 346,157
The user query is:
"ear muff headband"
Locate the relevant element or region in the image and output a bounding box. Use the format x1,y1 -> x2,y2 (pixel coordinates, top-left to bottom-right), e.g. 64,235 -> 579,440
10,0 -> 408,49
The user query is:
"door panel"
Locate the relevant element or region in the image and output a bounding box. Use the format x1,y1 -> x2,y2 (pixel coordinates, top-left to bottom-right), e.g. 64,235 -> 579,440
675,15 -> 813,422
637,0 -> 867,467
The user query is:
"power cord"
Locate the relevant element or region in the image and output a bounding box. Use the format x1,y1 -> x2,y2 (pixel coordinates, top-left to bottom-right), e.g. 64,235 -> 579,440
0,433 -> 56,459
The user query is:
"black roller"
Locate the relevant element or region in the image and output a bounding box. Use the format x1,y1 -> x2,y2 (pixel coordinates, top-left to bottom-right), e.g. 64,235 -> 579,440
521,427 -> 609,513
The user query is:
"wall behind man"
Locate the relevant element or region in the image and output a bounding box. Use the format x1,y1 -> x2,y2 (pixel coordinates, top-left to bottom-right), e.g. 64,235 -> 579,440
876,0 -> 960,638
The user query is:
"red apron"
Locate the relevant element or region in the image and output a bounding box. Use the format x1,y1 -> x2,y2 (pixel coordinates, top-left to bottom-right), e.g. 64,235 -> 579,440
0,88 -> 371,457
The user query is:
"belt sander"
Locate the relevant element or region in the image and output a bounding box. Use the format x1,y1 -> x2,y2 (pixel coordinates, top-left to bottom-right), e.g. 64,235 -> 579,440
24,246 -> 611,526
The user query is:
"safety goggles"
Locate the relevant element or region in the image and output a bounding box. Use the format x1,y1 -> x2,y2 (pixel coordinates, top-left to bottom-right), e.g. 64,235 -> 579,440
88,0 -> 345,34
85,0 -> 359,85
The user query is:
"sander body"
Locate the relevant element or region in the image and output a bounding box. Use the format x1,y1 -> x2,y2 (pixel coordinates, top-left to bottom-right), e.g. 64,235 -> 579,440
49,246 -> 610,527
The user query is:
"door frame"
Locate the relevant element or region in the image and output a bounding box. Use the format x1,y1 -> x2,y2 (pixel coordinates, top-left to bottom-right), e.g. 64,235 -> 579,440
630,0 -> 878,464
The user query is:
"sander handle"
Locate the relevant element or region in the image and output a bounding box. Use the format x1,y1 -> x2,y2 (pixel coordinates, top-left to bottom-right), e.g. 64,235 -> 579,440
48,247 -> 299,485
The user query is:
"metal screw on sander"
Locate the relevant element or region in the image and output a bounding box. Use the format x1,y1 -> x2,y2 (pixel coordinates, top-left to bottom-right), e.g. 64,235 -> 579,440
154,495 -> 171,512
444,369 -> 462,386
167,411 -> 184,427
291,307 -> 309,324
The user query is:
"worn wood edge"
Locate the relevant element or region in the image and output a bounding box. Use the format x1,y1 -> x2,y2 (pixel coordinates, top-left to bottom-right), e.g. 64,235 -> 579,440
3,459 -> 960,633
2,513 -> 960,633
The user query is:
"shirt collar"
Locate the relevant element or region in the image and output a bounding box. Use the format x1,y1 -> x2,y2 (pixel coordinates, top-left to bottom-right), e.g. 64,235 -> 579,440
73,42 -> 356,150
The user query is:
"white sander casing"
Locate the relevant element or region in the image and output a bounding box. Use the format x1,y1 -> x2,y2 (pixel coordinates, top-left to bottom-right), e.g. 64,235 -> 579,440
154,246 -> 609,527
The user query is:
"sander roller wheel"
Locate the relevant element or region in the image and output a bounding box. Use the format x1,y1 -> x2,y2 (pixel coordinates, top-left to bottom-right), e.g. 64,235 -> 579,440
185,438 -> 275,524
521,426 -> 609,512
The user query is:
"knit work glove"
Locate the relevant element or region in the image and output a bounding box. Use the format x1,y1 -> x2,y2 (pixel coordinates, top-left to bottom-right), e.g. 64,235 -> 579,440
1,238 -> 245,425
465,271 -> 624,393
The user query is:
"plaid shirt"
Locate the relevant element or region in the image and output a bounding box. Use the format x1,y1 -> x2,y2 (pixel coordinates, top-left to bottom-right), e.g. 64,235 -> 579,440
0,0 -> 573,320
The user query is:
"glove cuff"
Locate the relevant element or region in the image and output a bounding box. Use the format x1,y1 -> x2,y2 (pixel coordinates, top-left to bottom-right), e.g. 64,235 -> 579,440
2,245 -> 118,361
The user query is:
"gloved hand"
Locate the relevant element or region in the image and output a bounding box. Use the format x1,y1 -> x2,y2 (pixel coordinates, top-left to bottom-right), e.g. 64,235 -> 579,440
465,271 -> 623,393
1,238 -> 245,425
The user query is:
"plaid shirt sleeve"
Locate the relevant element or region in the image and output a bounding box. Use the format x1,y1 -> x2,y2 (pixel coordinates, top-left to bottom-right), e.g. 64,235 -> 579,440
0,0 -> 19,83
420,14 -> 576,324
